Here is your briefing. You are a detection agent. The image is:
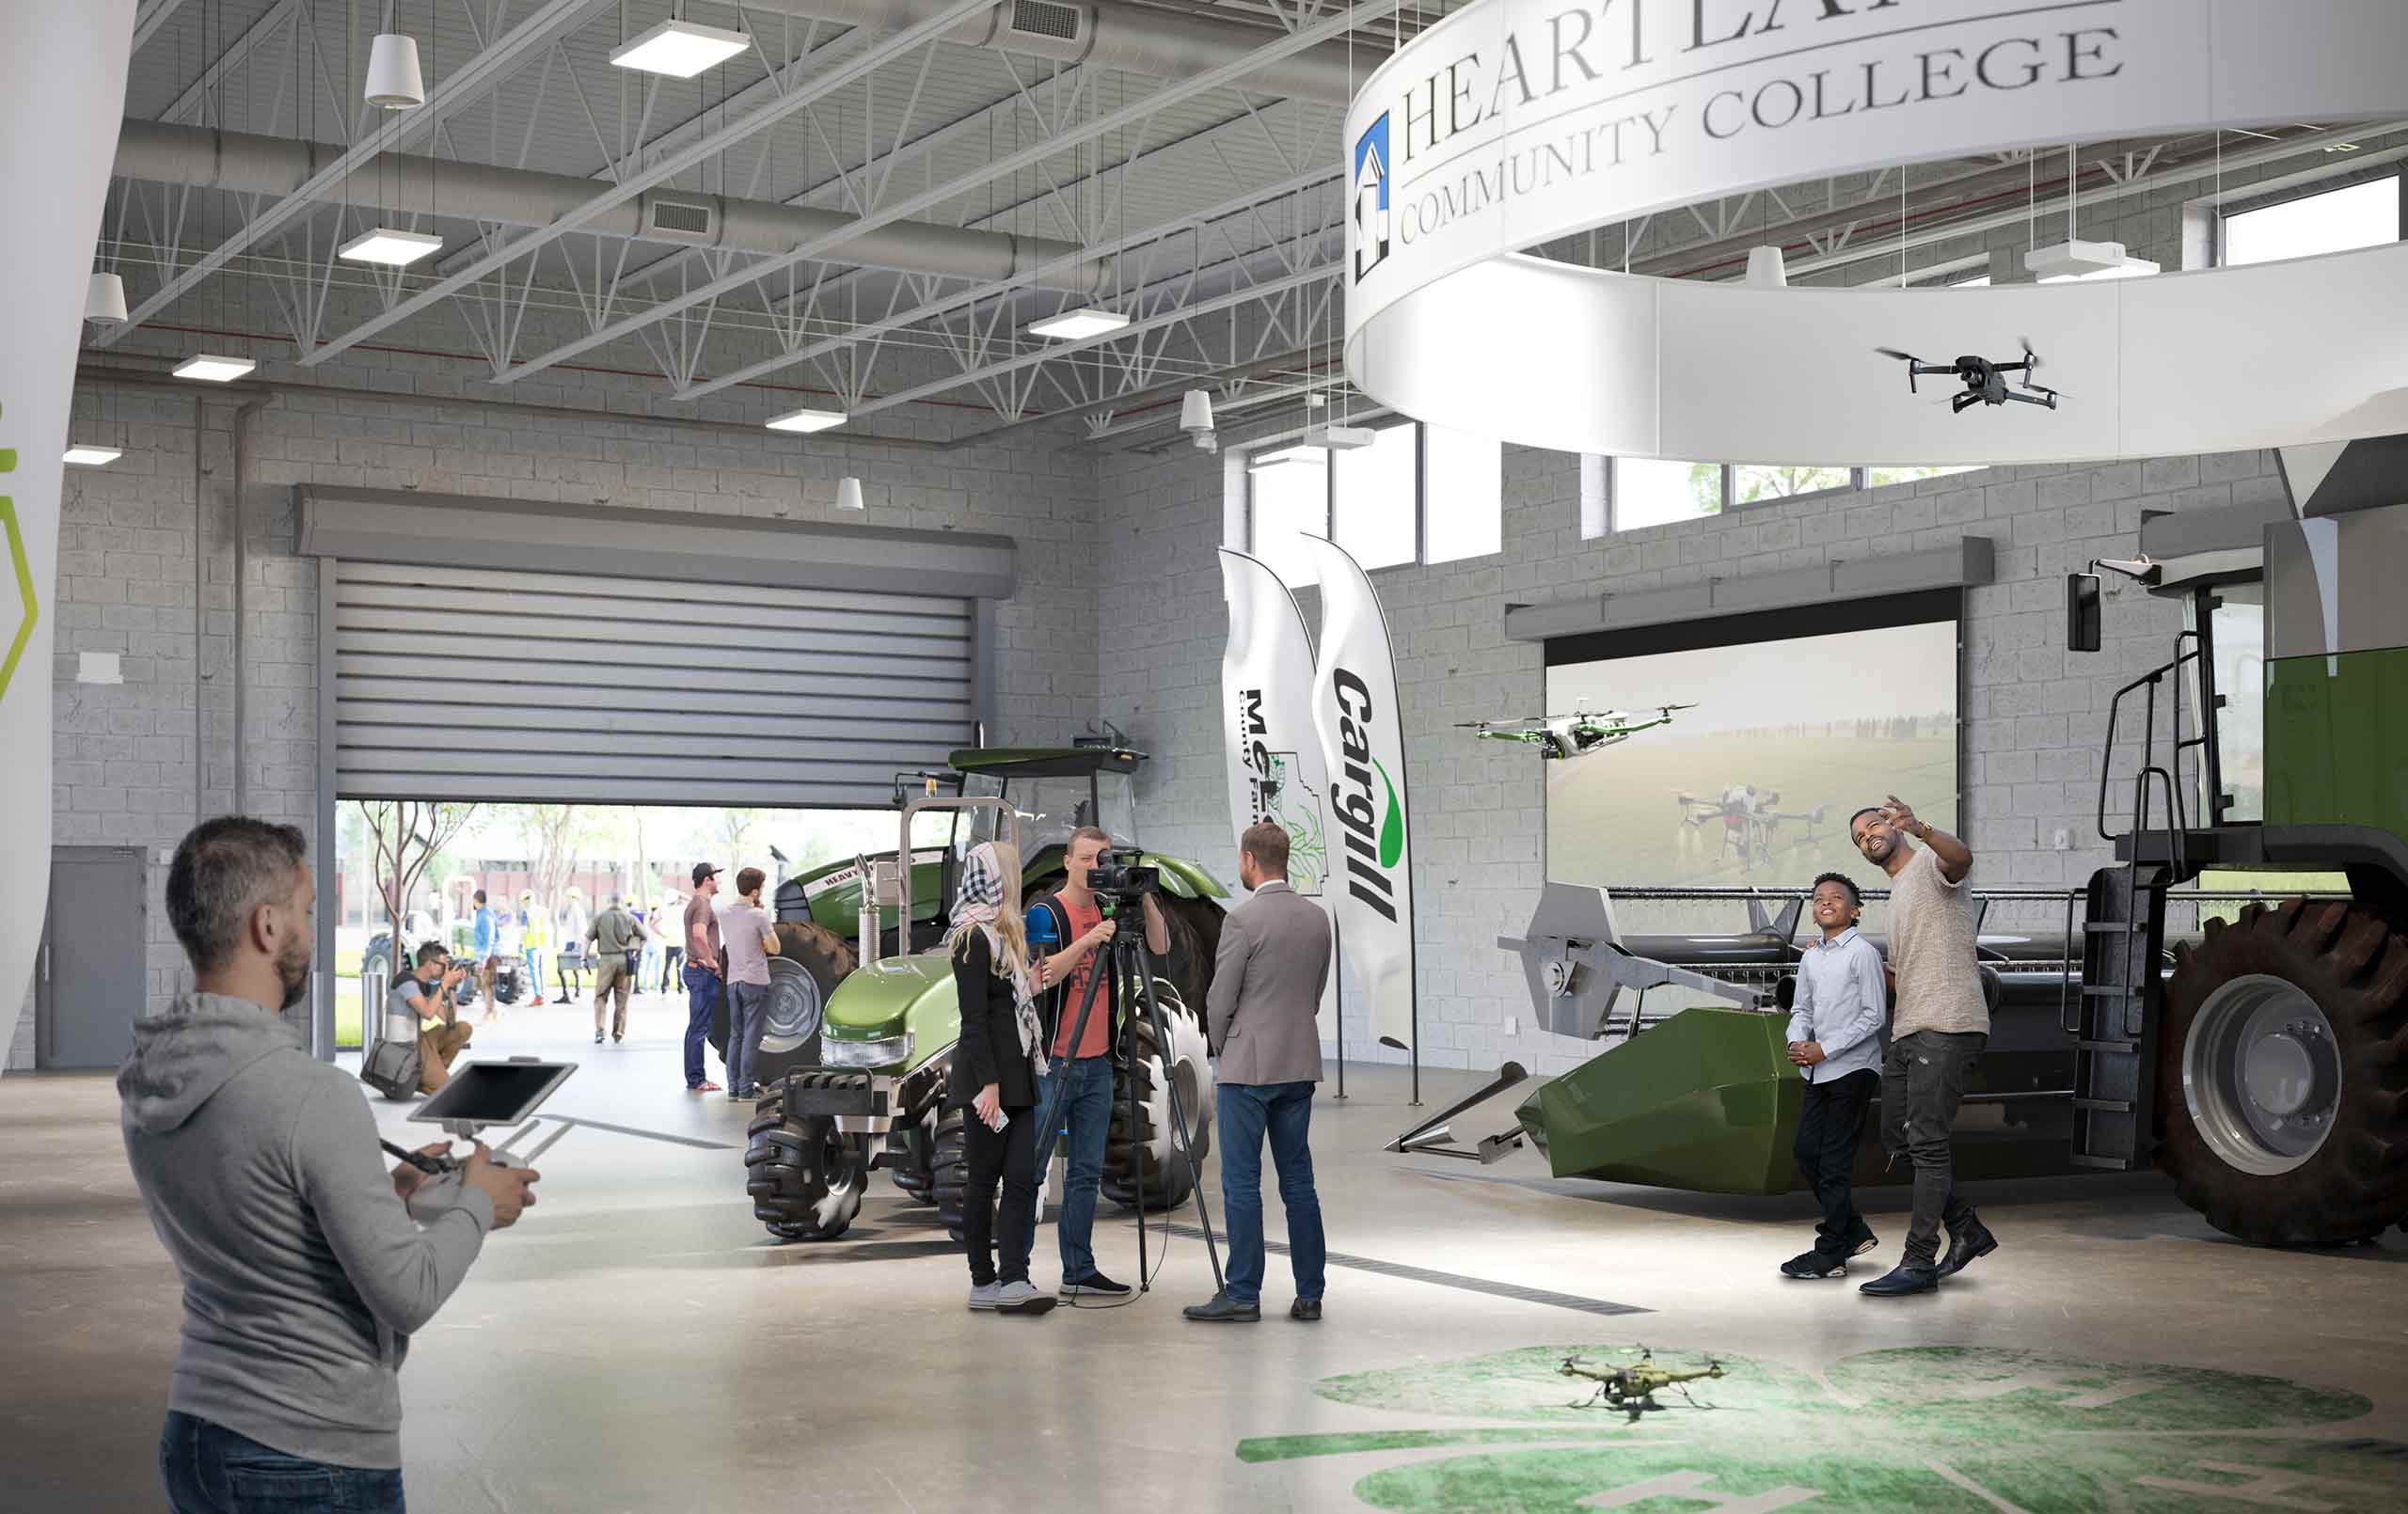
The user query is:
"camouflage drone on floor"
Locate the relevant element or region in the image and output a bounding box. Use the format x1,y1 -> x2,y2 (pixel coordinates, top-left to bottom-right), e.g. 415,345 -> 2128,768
1457,702 -> 1695,760
1560,1348 -> 1728,1420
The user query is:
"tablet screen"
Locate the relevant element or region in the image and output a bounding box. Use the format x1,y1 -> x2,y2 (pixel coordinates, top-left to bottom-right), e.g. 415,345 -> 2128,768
410,1062 -> 576,1127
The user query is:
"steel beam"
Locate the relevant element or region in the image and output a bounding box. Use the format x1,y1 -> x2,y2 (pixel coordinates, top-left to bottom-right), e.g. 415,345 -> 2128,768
299,0 -> 993,368
496,0 -> 1395,387
101,0 -> 616,345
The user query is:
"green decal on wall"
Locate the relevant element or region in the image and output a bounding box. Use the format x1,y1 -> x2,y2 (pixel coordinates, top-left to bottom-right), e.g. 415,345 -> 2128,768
1238,1344 -> 2401,1512
0,401 -> 38,701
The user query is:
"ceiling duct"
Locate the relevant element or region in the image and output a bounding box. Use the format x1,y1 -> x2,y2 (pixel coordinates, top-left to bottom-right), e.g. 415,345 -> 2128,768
733,0 -> 1378,104
112,119 -> 1107,292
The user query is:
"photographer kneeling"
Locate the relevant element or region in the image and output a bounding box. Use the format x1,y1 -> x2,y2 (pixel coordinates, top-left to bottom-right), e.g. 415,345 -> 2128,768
121,817 -> 540,1513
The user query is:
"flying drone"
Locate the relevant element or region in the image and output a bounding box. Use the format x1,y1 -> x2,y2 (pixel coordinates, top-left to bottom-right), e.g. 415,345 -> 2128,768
1456,702 -> 1697,761
1877,339 -> 2063,414
1559,1348 -> 1729,1420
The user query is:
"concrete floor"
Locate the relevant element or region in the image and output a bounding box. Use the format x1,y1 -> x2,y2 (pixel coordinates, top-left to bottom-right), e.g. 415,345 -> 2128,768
6,1001 -> 2407,1512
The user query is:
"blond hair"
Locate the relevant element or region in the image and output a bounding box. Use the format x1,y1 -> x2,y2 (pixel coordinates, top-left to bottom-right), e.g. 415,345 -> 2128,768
952,841 -> 1033,985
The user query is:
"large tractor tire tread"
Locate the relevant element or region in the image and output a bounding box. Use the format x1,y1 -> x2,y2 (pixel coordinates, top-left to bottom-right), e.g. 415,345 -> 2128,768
743,1072 -> 868,1241
1101,986 -> 1215,1213
2157,897 -> 2408,1247
711,923 -> 857,1085
931,1106 -> 974,1243
1154,891 -> 1225,1014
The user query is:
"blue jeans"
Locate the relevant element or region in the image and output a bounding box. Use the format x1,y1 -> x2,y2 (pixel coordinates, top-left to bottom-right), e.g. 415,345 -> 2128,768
522,948 -> 546,997
1030,1053 -> 1115,1279
726,979 -> 768,1094
161,1411 -> 404,1513
1217,1080 -> 1325,1306
682,965 -> 721,1086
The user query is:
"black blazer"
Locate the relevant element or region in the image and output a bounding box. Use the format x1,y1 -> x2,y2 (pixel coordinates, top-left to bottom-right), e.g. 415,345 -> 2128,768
949,929 -> 1038,1112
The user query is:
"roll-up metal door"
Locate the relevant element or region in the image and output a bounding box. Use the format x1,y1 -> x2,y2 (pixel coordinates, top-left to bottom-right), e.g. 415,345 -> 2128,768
331,560 -> 977,806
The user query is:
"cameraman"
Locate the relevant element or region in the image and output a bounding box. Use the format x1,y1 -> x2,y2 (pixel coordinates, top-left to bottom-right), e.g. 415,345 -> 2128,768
1026,827 -> 1167,1300
121,817 -> 538,1512
388,940 -> 473,1095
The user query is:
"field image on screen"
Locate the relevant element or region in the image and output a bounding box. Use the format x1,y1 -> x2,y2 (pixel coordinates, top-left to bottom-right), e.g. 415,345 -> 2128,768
1545,601 -> 1958,890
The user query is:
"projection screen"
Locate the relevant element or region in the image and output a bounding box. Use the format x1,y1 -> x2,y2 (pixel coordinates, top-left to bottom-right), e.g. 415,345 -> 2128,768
1544,591 -> 1961,889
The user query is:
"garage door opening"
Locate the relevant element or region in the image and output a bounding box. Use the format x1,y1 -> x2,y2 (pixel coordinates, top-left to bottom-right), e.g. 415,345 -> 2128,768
333,799 -> 954,1051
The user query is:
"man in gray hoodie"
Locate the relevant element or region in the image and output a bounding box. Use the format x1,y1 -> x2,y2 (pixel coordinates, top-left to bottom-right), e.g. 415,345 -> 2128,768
121,816 -> 539,1512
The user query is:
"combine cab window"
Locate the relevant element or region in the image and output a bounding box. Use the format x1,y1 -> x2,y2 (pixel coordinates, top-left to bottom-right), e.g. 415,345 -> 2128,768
2204,587 -> 2267,823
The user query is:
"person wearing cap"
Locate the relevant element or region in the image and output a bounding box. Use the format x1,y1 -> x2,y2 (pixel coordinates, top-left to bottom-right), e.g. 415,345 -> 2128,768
681,865 -> 725,1093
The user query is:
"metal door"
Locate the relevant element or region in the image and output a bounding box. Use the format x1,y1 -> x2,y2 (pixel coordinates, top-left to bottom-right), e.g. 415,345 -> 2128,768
39,847 -> 150,1069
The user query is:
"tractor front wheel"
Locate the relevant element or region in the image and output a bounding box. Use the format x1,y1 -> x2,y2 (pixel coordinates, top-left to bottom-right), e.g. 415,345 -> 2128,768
2158,897 -> 2408,1246
1103,985 -> 1216,1213
744,1074 -> 867,1240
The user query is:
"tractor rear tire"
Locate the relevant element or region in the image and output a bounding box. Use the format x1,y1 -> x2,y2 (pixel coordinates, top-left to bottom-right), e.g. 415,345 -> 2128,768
710,923 -> 855,1085
931,1106 -> 974,1243
1103,984 -> 1215,1213
1154,891 -> 1224,1016
744,1072 -> 867,1241
2158,897 -> 2408,1246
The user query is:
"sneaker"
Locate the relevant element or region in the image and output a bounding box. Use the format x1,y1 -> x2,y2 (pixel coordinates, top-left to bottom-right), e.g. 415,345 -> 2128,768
1781,1251 -> 1849,1280
1845,1222 -> 1878,1257
993,1281 -> 1055,1316
594,1031 -> 605,1045
1059,1271 -> 1132,1299
967,1281 -> 1002,1312
532,997 -> 546,1005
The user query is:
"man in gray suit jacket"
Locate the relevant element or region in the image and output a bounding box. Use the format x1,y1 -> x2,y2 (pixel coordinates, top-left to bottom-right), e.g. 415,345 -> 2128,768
1186,821 -> 1333,1324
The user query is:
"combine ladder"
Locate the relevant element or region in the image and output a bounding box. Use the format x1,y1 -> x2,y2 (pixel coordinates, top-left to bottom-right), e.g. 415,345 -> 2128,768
2070,634 -> 2207,1170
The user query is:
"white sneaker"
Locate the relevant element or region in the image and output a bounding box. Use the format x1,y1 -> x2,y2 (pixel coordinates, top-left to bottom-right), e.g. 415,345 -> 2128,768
967,1281 -> 1002,1312
993,1280 -> 1056,1315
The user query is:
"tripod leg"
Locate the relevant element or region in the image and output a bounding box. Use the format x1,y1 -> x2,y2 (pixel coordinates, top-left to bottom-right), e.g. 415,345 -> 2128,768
1130,938 -> 1226,1291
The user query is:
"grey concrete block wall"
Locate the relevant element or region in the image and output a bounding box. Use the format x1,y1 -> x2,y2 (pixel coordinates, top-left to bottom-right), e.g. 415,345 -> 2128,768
1096,440 -> 2271,1080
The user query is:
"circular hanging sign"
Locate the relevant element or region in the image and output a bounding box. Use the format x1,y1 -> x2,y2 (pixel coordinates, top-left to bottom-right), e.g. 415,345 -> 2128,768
1342,0 -> 2408,464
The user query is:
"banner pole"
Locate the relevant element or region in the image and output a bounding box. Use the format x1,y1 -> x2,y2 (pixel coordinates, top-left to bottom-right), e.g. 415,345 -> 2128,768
1332,917 -> 1346,1100
1409,955 -> 1421,1107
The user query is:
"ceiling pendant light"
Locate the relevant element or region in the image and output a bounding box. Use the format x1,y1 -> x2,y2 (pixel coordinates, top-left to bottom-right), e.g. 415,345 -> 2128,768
1247,443 -> 1328,473
766,405 -> 848,434
836,477 -> 866,512
365,34 -> 426,110
610,18 -> 751,78
86,271 -> 128,323
172,354 -> 257,383
1026,307 -> 1132,341
338,228 -> 445,266
63,445 -> 124,467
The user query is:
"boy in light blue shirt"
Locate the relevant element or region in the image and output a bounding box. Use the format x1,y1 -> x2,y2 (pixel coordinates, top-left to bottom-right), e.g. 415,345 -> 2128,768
1781,872 -> 1888,1279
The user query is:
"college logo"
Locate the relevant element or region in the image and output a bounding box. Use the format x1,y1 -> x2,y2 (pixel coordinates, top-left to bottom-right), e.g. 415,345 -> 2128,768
1331,669 -> 1403,921
1352,112 -> 1390,283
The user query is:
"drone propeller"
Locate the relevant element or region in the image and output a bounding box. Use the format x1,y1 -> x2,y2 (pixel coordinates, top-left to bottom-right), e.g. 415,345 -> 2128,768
1874,346 -> 1919,362
2019,338 -> 2041,376
1656,702 -> 1698,714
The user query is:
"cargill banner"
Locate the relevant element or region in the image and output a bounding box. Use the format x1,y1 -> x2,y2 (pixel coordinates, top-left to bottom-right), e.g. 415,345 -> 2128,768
1,5 -> 135,1070
1216,546 -> 1338,1038
1303,535 -> 1416,1051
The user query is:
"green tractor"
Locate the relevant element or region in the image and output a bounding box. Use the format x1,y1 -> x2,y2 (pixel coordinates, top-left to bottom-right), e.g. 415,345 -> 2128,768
734,744 -> 1230,1241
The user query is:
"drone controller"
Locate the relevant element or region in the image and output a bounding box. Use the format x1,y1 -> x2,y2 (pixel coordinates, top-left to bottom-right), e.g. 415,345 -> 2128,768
390,1058 -> 577,1220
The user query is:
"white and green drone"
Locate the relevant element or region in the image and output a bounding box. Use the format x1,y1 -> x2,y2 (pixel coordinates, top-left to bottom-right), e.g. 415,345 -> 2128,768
1455,702 -> 1695,760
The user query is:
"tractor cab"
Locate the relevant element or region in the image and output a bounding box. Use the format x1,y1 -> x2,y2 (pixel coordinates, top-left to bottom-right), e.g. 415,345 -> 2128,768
952,744 -> 1144,871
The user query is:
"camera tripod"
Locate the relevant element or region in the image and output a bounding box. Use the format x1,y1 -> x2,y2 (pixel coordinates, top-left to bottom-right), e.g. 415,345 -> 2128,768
1022,900 -> 1224,1301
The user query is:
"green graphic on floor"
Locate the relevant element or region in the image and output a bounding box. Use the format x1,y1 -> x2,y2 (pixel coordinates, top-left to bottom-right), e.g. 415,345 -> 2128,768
1237,1345 -> 2406,1511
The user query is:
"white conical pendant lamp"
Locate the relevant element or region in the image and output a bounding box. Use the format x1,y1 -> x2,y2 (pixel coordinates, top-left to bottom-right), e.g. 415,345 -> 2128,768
366,34 -> 426,110
835,477 -> 865,512
86,271 -> 128,323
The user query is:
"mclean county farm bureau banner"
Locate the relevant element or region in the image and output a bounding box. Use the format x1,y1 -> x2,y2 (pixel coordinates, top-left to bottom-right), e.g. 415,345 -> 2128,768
1218,547 -> 1340,1040
1,5 -> 135,1072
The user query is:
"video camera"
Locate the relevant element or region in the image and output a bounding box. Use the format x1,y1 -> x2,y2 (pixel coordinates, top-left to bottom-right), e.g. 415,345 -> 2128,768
1087,845 -> 1159,905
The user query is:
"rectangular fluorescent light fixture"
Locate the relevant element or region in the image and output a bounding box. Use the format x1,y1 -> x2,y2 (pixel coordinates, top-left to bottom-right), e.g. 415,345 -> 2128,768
610,18 -> 750,78
62,445 -> 123,466
172,354 -> 256,383
1306,424 -> 1375,450
1026,307 -> 1133,341
338,227 -> 444,266
2023,239 -> 2159,281
766,405 -> 848,434
1247,443 -> 1329,472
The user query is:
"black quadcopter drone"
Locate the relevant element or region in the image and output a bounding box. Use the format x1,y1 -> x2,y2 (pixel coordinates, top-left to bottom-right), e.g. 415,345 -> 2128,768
1877,339 -> 2062,414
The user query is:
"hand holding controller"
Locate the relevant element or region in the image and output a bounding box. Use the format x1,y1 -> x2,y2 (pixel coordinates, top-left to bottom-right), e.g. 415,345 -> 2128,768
402,1141 -> 541,1227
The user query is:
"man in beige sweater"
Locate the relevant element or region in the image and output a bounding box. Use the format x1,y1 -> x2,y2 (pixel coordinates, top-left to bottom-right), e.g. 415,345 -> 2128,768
1850,795 -> 1999,1297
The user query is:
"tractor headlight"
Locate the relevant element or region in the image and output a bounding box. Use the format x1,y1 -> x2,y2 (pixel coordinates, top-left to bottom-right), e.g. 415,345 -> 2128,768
822,1033 -> 911,1069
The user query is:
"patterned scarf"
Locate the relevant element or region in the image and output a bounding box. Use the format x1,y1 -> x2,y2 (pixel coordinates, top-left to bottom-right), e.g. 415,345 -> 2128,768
946,844 -> 1047,1078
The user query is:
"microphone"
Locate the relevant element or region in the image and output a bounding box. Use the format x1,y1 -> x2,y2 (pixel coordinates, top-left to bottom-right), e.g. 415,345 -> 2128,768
1025,903 -> 1060,950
